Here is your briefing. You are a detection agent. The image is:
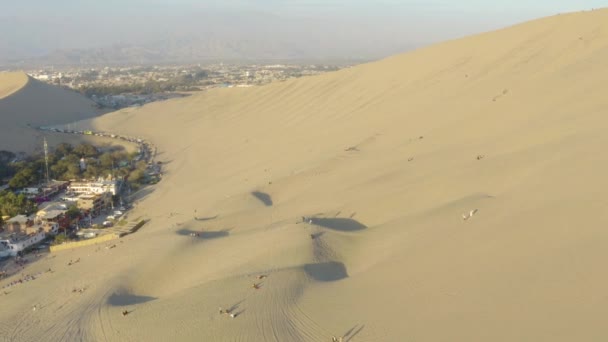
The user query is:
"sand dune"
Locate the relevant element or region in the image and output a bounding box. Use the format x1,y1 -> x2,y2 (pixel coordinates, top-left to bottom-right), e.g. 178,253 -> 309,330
3,8 -> 608,341
0,72 -> 29,100
0,72 -> 106,153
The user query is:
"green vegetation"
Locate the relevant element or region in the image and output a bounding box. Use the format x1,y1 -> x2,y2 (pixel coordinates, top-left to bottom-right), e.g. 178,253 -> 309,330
0,141 -> 155,220
0,191 -> 37,217
9,167 -> 40,189
66,205 -> 81,220
53,234 -> 70,245
50,142 -> 131,180
78,71 -> 208,97
0,150 -> 16,179
1,142 -> 150,199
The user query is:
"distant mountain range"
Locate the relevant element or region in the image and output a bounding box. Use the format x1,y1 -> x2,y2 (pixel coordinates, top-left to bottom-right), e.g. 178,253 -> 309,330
5,36 -> 420,67
0,11 -> 421,67
8,39 -> 385,67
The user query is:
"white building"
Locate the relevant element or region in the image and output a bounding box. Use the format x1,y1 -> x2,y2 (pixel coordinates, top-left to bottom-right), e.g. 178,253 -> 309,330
0,245 -> 10,258
22,187 -> 40,195
68,179 -> 118,196
0,231 -> 46,257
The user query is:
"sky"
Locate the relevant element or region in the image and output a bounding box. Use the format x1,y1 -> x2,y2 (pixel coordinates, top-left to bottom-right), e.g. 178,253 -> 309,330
3,0 -> 605,16
0,0 -> 606,63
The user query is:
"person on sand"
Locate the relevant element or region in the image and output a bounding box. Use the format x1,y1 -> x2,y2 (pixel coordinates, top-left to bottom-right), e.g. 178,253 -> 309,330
219,307 -> 224,314
122,310 -> 129,316
230,313 -> 236,318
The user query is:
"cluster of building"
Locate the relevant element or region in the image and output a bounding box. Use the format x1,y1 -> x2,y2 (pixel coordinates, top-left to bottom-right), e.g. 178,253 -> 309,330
89,93 -> 185,109
26,63 -> 344,109
29,63 -> 342,89
0,178 -> 119,258
61,180 -> 116,217
19,180 -> 69,204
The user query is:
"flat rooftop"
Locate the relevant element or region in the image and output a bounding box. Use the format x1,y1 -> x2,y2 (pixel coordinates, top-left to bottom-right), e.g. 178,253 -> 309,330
0,231 -> 41,242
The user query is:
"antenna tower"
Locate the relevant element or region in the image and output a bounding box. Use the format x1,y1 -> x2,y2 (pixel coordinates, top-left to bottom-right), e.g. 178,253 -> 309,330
44,137 -> 50,184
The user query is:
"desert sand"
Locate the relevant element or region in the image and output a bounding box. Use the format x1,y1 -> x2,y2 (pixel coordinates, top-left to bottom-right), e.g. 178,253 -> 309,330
2,8 -> 608,341
0,72 -> 109,153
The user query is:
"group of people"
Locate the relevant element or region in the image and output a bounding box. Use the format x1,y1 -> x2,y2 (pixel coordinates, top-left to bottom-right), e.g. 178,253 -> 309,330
217,274 -> 268,320
1,269 -> 46,290
72,287 -> 86,294
67,258 -> 81,266
218,307 -> 237,318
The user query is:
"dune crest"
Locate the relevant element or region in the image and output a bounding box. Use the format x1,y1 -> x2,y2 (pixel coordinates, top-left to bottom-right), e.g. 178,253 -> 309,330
0,71 -> 29,100
0,72 -> 106,152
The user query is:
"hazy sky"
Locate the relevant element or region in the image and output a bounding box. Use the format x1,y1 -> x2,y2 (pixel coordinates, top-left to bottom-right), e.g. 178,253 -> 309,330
3,0 -> 605,16
1,1 -> 606,63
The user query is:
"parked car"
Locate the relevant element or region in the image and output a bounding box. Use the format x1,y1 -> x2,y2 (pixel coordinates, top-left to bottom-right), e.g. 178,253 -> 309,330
102,221 -> 113,227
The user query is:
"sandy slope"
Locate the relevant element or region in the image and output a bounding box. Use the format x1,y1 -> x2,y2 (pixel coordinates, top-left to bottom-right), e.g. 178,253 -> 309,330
0,72 -> 106,153
3,8 -> 608,342
0,72 -> 29,100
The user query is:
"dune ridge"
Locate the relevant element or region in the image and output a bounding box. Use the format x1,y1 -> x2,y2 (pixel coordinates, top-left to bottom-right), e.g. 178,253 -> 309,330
0,72 -> 105,153
2,8 -> 608,341
0,71 -> 29,100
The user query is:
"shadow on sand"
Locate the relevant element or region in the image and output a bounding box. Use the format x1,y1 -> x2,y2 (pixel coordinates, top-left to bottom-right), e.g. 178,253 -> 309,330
177,228 -> 230,240
310,218 -> 367,232
107,292 -> 157,306
129,187 -> 155,202
251,191 -> 273,206
344,325 -> 365,342
304,262 -> 348,282
310,231 -> 325,239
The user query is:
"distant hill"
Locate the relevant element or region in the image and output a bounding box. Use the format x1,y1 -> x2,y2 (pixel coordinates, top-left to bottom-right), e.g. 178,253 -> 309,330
0,11 -> 419,67
10,36 -> 417,67
0,72 -> 105,153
